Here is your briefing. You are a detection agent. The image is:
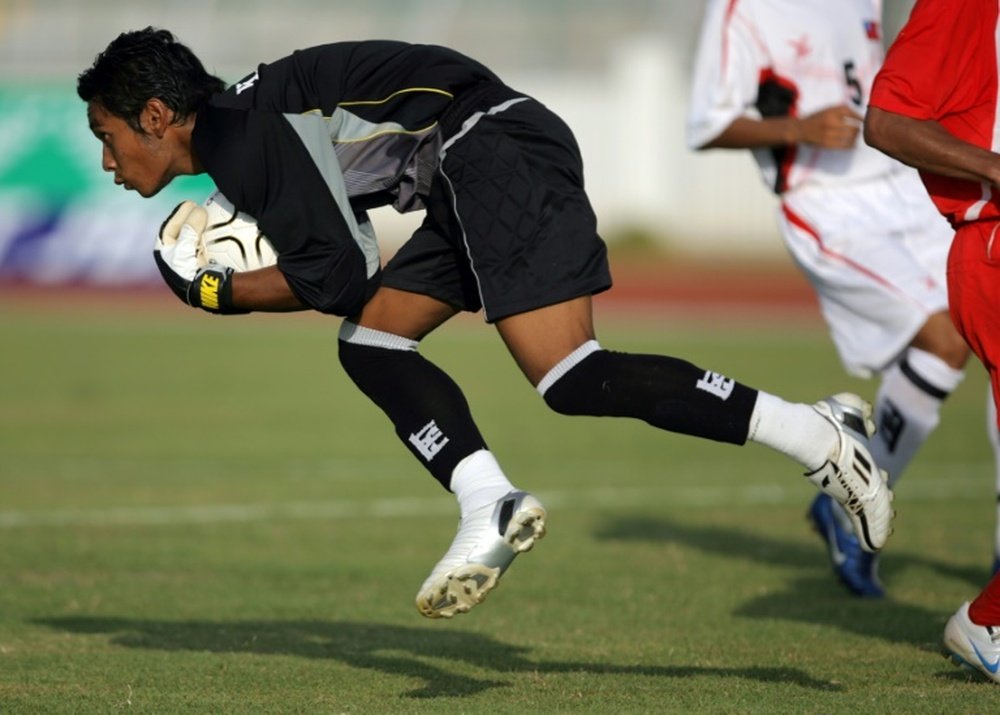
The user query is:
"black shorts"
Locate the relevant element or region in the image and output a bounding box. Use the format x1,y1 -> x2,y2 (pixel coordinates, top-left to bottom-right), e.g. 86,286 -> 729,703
381,94 -> 612,322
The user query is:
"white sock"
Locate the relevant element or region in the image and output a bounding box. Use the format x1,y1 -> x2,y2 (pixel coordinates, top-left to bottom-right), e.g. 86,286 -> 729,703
449,450 -> 515,518
872,348 -> 964,487
747,391 -> 839,471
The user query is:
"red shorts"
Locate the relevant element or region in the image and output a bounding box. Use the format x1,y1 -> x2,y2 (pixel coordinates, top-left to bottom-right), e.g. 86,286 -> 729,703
948,221 -> 1000,425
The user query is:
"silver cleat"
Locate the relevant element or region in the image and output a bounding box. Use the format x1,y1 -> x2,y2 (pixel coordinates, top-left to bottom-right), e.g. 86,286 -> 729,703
416,490 -> 546,619
805,393 -> 894,553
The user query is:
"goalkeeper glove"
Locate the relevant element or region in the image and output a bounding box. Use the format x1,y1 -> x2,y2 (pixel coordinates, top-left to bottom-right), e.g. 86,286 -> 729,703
154,201 -> 247,314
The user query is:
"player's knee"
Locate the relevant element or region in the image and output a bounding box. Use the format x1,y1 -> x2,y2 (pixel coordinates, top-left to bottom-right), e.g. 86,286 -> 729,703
337,334 -> 373,380
912,312 -> 970,370
338,321 -> 419,382
540,349 -> 610,415
938,340 -> 971,370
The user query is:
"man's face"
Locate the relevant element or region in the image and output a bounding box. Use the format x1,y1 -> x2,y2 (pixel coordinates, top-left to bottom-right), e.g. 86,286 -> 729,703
86,101 -> 173,198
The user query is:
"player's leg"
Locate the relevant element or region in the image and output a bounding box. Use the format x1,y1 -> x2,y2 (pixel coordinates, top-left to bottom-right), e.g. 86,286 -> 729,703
874,311 -> 969,483
342,286 -> 527,524
438,92 -> 888,555
495,294 -> 893,553
988,395 -> 1000,575
780,180 -> 962,596
338,214 -> 547,619
943,597 -> 1000,684
339,287 -> 485,493
943,435 -> 1000,682
943,391 -> 1000,682
814,312 -> 969,597
940,220 -> 1000,681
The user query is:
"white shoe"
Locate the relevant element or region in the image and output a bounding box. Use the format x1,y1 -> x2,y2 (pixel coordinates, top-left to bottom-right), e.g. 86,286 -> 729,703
944,601 -> 1000,683
804,393 -> 893,553
416,490 -> 546,619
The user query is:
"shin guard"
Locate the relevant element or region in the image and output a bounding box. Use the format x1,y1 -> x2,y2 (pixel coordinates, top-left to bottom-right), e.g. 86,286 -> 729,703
541,348 -> 758,444
338,331 -> 487,488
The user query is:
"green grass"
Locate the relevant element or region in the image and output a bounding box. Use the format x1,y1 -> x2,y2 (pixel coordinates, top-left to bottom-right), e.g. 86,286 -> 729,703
1,298 -> 997,712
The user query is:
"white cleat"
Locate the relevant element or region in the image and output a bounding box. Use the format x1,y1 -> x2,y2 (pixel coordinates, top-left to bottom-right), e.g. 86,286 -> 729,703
416,490 -> 546,619
944,601 -> 1000,683
804,393 -> 893,553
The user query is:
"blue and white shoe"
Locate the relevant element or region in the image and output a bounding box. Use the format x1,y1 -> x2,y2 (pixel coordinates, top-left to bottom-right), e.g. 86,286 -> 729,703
944,601 -> 1000,683
808,492 -> 885,598
416,490 -> 546,619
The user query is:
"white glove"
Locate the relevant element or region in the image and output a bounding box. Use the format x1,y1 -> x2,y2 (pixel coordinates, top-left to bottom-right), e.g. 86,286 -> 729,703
154,200 -> 207,284
153,201 -> 245,313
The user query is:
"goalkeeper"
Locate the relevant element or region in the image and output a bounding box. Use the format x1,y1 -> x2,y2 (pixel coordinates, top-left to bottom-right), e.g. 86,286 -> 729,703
78,28 -> 894,619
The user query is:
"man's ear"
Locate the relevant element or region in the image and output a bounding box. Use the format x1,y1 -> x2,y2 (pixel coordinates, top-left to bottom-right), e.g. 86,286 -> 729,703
141,98 -> 175,138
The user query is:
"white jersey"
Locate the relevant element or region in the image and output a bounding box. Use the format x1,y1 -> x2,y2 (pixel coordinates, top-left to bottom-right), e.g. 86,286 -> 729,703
687,0 -> 954,377
687,0 -> 895,194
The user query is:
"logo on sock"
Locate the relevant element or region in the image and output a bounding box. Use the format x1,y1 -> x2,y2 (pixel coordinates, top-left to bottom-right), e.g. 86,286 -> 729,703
409,420 -> 450,461
696,371 -> 735,400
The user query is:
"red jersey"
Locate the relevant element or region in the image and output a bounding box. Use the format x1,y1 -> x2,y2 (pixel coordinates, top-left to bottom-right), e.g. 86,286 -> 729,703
869,0 -> 1000,226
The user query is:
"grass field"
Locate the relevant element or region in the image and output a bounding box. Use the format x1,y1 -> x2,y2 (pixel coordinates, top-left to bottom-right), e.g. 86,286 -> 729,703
1,288 -> 998,712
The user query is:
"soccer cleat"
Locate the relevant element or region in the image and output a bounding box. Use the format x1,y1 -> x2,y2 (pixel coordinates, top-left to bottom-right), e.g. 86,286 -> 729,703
943,601 -> 1000,683
804,393 -> 893,553
808,492 -> 885,597
416,490 -> 546,619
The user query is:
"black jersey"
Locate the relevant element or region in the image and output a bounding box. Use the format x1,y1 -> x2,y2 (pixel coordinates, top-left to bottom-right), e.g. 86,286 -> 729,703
191,41 -> 506,315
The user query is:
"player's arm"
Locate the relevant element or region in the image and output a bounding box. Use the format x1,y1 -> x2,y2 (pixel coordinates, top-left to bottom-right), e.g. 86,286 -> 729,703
699,106 -> 863,151
194,108 -> 377,316
686,0 -> 860,153
864,106 -> 1000,187
230,267 -> 306,312
153,200 -> 311,314
154,208 -> 364,315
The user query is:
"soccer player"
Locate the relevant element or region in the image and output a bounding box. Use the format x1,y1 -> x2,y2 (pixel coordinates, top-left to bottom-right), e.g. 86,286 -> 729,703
77,28 -> 893,620
865,0 -> 1000,684
686,0 -> 995,599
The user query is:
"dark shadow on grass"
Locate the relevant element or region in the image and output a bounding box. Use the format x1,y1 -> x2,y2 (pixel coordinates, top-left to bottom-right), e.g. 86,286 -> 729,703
933,666 -> 999,685
596,514 -> 989,593
34,617 -> 842,697
595,514 -> 983,646
733,576 -> 945,645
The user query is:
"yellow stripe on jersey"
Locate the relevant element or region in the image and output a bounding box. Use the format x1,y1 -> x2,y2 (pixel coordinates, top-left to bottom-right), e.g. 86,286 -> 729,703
331,123 -> 438,144
337,87 -> 454,107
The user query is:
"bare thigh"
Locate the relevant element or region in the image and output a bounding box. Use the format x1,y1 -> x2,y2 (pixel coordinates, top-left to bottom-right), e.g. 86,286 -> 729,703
355,288 -> 597,388
495,295 -> 597,386
352,286 -> 459,340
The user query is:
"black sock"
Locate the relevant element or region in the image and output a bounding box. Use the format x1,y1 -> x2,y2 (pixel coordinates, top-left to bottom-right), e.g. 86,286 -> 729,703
542,349 -> 758,444
338,339 -> 487,487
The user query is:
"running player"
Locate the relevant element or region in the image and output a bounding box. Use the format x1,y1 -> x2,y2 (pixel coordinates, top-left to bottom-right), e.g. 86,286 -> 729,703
686,0 -> 996,598
866,0 -> 1000,683
77,28 -> 893,620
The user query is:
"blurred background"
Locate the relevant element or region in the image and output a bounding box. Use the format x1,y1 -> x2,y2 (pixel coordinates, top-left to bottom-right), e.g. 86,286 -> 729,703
0,0 -> 917,285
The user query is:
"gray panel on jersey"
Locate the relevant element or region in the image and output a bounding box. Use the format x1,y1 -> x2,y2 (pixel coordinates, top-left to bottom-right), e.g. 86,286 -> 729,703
281,112 -> 381,280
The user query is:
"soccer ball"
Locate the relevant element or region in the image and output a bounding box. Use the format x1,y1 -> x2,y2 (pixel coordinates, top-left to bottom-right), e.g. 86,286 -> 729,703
197,190 -> 278,272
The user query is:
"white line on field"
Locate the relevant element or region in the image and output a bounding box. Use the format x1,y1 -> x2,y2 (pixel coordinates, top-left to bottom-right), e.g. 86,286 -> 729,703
0,473 -> 989,528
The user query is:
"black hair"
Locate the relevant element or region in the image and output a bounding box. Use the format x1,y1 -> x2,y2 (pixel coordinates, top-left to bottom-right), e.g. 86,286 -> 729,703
77,27 -> 226,132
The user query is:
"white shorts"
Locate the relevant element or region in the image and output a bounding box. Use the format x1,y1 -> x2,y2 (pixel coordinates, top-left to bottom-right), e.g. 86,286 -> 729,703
778,167 -> 953,378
